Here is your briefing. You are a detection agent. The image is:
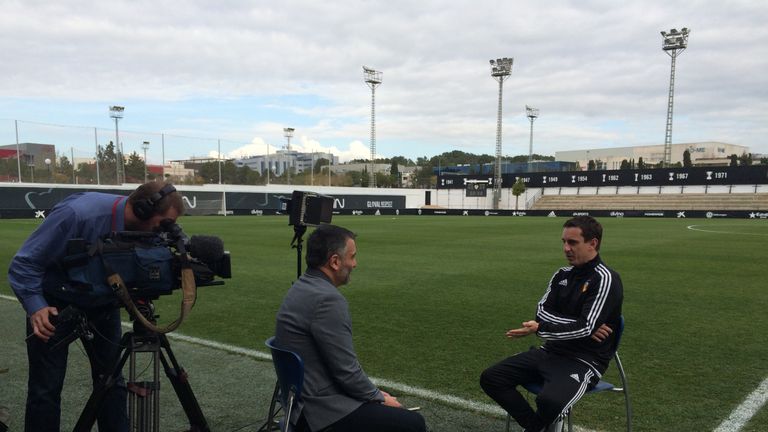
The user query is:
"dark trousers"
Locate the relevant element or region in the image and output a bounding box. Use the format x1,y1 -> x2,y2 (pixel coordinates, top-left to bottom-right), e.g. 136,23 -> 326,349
296,402 -> 426,432
480,348 -> 597,432
25,306 -> 128,432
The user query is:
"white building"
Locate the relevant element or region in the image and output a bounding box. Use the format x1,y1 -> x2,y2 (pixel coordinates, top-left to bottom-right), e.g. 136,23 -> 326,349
556,142 -> 749,169
235,150 -> 338,176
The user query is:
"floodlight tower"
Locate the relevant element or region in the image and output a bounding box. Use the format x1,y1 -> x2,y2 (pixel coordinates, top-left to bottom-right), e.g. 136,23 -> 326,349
109,105 -> 125,184
489,57 -> 513,209
526,105 -> 539,172
283,127 -> 294,185
141,141 -> 150,183
363,66 -> 382,188
660,27 -> 690,167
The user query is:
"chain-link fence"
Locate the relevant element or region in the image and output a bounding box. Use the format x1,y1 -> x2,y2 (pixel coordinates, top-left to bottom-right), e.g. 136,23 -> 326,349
0,119 -> 252,185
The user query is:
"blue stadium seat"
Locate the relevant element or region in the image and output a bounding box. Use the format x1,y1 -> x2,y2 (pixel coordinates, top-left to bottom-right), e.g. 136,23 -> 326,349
261,337 -> 305,432
506,316 -> 631,432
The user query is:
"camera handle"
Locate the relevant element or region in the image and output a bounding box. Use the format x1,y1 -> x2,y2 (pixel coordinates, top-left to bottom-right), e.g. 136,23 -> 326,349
290,225 -> 308,279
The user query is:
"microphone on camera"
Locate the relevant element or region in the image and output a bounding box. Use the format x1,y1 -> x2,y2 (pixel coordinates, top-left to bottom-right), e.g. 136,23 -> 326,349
188,235 -> 225,263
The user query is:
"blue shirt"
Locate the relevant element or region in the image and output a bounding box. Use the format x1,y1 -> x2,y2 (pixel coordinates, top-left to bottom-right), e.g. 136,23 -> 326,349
8,192 -> 127,315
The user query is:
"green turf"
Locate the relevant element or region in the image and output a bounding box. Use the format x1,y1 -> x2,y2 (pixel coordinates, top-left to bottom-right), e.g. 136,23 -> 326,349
2,215 -> 767,431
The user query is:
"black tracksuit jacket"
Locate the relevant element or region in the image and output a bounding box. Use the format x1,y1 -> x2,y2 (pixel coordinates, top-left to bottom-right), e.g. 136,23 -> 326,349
535,254 -> 624,375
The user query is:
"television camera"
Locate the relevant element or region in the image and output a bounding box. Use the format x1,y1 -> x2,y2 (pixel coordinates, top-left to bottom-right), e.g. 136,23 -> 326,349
57,221 -> 230,432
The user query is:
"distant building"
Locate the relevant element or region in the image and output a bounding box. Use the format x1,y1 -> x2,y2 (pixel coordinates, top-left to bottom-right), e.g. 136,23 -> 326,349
0,143 -> 56,168
556,142 -> 749,169
235,149 -> 338,176
330,162 -> 391,175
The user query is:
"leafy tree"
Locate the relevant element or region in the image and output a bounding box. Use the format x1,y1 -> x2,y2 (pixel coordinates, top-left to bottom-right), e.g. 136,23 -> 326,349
512,178 -> 526,210
739,153 -> 753,166
637,157 -> 645,169
729,154 -> 738,167
390,160 -> 400,187
761,157 -> 768,165
587,160 -> 596,171
98,141 -> 118,184
683,150 -> 692,167
620,159 -> 630,170
124,151 -> 146,182
360,166 -> 370,187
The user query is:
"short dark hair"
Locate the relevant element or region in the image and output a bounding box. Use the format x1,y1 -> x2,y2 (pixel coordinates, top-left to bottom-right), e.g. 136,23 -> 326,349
128,181 -> 184,217
563,216 -> 603,250
306,224 -> 356,269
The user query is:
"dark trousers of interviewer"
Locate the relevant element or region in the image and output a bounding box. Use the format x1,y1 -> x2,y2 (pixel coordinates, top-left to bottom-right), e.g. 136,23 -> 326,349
24,305 -> 128,432
295,402 -> 426,432
480,348 -> 597,432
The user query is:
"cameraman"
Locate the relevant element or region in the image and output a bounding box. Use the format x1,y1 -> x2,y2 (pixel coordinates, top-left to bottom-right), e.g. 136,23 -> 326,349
8,181 -> 183,432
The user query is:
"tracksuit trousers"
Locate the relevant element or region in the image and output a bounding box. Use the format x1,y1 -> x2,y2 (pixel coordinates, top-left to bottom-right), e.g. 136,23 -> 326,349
480,348 -> 598,432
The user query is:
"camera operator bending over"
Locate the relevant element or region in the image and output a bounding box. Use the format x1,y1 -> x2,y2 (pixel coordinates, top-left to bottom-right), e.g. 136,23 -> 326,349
480,216 -> 624,432
8,181 -> 183,432
275,224 -> 426,432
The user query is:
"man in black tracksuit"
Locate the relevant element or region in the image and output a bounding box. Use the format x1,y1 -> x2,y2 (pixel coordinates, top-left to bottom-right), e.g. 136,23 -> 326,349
481,216 -> 624,432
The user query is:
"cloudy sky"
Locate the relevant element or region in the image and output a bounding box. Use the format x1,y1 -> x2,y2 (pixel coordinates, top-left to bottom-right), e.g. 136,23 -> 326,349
1,0 -> 766,164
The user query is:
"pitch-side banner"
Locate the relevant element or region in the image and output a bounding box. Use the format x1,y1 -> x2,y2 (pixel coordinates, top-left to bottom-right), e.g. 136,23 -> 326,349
438,165 -> 768,189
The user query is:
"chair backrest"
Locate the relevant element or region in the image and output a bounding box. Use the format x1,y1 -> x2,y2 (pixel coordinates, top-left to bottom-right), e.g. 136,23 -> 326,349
265,337 -> 305,410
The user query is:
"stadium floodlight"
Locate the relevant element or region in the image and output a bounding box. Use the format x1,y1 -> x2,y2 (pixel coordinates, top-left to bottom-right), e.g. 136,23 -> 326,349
363,66 -> 382,188
660,27 -> 690,167
489,57 -> 513,209
109,105 -> 125,184
284,127 -> 294,185
526,105 -> 539,172
142,141 -> 150,183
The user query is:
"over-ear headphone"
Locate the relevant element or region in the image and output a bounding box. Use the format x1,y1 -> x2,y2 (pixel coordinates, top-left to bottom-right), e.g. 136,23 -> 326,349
132,184 -> 177,220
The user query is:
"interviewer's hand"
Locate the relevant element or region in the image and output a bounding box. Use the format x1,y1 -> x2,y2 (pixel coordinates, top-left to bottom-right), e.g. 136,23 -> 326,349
380,390 -> 403,408
506,320 -> 539,339
590,324 -> 613,342
30,306 -> 58,342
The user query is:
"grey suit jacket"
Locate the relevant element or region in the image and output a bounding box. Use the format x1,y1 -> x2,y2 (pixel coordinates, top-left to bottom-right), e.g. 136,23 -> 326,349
275,269 -> 384,432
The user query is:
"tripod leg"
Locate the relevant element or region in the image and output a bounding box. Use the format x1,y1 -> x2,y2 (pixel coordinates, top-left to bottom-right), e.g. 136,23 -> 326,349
157,334 -> 210,432
73,332 -> 132,432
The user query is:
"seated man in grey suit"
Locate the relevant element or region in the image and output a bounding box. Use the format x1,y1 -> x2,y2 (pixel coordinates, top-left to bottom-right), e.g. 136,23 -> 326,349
275,224 -> 426,432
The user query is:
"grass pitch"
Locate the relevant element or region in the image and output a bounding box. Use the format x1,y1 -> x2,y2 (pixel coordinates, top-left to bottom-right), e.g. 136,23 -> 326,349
1,215 -> 767,431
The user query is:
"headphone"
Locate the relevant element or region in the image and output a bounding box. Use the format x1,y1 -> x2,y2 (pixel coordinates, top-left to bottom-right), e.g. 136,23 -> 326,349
132,184 -> 177,220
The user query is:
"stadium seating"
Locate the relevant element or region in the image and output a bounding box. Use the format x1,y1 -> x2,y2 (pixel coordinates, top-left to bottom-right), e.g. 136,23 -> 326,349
262,337 -> 305,432
531,193 -> 768,211
506,316 -> 631,432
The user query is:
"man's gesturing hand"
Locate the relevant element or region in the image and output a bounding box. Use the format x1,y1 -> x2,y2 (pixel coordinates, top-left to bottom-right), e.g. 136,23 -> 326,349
506,320 -> 539,339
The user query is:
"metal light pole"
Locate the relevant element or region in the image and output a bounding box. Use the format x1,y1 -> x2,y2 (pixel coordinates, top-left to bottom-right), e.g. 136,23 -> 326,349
217,139 -> 222,184
526,105 -> 539,173
489,57 -> 513,209
661,27 -> 690,167
363,66 -> 382,188
44,158 -> 52,182
109,106 -> 125,184
266,144 -> 271,185
142,141 -> 150,183
283,127 -> 294,185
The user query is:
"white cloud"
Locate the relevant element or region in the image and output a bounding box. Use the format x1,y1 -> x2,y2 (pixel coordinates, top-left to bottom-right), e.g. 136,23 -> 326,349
1,0 -> 767,159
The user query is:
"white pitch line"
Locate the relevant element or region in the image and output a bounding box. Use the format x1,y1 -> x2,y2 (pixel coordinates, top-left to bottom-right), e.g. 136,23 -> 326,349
2,294 -> 600,430
714,377 -> 768,432
687,225 -> 768,237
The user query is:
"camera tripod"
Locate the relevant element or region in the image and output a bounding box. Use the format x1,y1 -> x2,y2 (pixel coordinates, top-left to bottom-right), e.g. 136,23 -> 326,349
71,301 -> 210,432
